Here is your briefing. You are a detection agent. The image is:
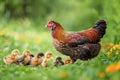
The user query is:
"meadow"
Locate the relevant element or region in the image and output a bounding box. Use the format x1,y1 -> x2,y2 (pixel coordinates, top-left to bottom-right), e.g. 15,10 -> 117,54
0,0 -> 120,80
0,18 -> 120,80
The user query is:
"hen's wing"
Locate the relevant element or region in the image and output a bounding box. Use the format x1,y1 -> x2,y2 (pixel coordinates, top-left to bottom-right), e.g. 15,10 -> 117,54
64,20 -> 107,47
65,32 -> 90,47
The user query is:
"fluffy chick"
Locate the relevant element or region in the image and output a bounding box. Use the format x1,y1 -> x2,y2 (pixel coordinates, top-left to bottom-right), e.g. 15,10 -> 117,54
3,49 -> 20,64
16,56 -> 24,65
3,55 -> 14,65
41,51 -> 53,67
54,57 -> 64,67
45,51 -> 53,61
41,59 -> 48,67
64,57 -> 73,64
37,53 -> 44,65
30,52 -> 44,67
22,50 -> 31,65
16,53 -> 34,65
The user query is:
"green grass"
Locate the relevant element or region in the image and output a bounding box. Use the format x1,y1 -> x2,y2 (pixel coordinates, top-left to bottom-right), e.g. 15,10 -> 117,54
0,20 -> 120,80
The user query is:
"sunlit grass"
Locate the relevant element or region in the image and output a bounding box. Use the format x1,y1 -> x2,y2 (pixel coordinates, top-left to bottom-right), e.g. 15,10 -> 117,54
0,21 -> 120,80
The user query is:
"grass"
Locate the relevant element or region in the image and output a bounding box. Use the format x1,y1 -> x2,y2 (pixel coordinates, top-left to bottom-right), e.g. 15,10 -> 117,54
0,20 -> 120,80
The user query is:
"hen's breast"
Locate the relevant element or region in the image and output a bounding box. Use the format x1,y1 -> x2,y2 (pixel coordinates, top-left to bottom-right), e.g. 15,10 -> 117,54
53,39 -> 74,56
53,39 -> 101,60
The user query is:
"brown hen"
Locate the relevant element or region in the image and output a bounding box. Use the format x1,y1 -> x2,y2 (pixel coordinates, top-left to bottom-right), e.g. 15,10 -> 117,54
46,19 -> 107,62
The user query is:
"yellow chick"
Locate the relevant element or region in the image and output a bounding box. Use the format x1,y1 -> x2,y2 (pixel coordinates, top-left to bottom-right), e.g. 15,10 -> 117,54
16,55 -> 24,65
41,51 -> 53,67
64,57 -> 73,64
41,59 -> 48,67
16,53 -> 34,65
3,55 -> 14,65
30,52 -> 44,67
45,51 -> 53,61
3,49 -> 20,64
22,50 -> 31,65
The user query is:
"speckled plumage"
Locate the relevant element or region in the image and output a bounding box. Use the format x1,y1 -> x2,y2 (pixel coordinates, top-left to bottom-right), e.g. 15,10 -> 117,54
53,39 -> 101,62
47,19 -> 106,62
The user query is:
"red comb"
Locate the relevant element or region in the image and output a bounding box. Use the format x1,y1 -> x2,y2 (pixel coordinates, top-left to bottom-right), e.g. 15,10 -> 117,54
47,19 -> 52,23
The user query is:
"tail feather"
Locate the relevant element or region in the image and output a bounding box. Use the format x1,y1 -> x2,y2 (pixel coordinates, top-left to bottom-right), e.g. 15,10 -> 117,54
93,20 -> 107,38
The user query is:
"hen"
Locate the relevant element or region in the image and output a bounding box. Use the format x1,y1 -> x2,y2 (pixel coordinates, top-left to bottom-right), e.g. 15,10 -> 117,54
46,19 -> 107,62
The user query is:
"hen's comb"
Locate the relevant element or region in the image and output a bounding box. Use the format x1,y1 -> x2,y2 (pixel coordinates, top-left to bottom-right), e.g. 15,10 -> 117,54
47,19 -> 53,24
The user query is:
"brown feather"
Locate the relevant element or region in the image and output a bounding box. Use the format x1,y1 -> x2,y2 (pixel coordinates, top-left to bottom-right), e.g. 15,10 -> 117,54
53,39 -> 101,62
47,19 -> 106,62
52,23 -> 66,42
80,28 -> 100,43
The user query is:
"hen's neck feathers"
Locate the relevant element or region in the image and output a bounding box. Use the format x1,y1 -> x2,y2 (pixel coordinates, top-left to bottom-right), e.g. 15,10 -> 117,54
52,24 -> 66,42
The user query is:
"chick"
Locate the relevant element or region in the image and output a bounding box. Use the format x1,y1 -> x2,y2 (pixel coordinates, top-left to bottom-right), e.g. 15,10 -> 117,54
41,51 -> 53,67
22,50 -> 31,65
3,55 -> 14,65
3,49 -> 20,64
45,51 -> 53,61
41,59 -> 48,67
54,57 -> 64,67
16,56 -> 24,65
37,53 -> 44,65
16,53 -> 34,65
30,52 -> 44,67
64,57 -> 73,64
11,49 -> 20,64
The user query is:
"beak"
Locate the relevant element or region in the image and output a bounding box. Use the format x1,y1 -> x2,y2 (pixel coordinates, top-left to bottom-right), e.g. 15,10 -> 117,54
45,25 -> 47,28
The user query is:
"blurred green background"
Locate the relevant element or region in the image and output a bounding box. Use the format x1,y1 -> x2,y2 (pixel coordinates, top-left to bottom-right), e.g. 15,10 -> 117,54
0,0 -> 119,30
0,0 -> 120,42
0,0 -> 120,80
